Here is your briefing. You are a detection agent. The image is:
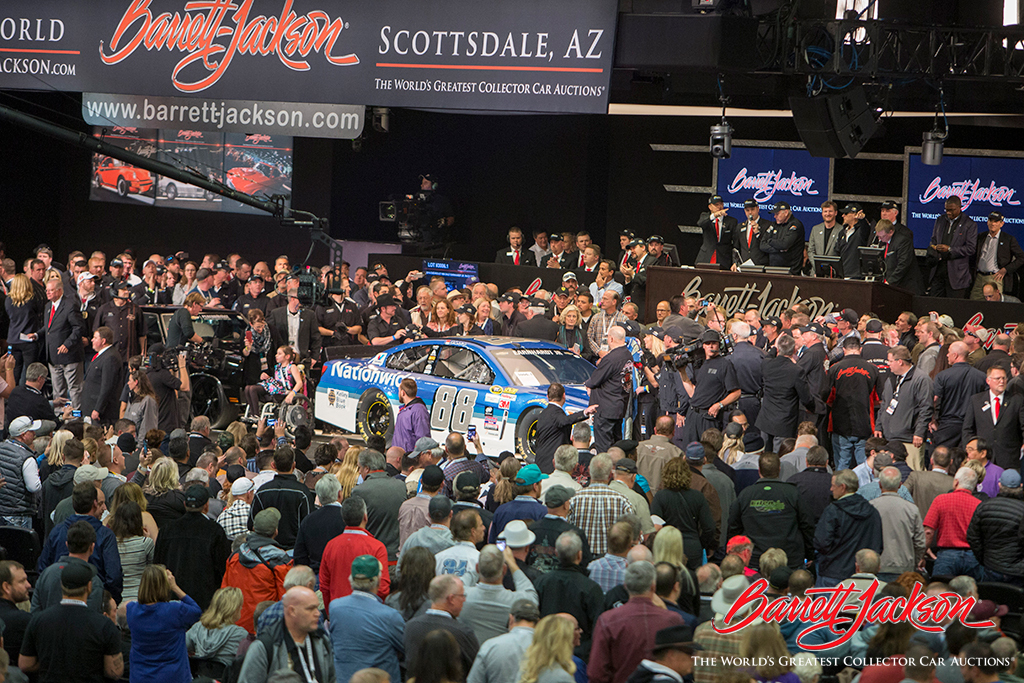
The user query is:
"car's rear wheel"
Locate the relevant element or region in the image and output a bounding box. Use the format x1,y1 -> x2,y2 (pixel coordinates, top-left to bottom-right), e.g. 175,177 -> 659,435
116,177 -> 129,197
357,388 -> 394,445
516,407 -> 544,460
165,183 -> 178,200
191,374 -> 236,429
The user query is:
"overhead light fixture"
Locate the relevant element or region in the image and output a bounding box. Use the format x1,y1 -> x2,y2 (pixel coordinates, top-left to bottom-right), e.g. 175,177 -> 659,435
922,86 -> 948,166
711,74 -> 733,159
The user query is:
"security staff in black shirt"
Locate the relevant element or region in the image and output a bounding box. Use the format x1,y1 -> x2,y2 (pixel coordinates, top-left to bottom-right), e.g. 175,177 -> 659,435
761,202 -> 805,275
680,329 -> 740,443
317,281 -> 363,347
797,322 -> 830,438
860,319 -> 891,380
234,276 -> 272,317
367,294 -> 407,346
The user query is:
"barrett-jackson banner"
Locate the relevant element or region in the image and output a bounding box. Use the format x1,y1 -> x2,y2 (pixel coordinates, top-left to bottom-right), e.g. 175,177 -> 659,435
716,147 -> 830,236
0,0 -> 617,114
907,154 -> 1023,248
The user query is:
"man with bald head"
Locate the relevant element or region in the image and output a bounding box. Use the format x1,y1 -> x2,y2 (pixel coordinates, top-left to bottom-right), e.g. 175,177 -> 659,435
238,586 -> 336,683
931,341 -> 987,448
405,575 -> 479,677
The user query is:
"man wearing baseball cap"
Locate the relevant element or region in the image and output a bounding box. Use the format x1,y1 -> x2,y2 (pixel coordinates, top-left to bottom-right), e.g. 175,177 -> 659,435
875,202 -> 924,294
95,280 -> 145,360
489,463 -> 548,543
0,416 -> 43,528
696,195 -> 737,268
972,211 -> 1024,301
545,232 -> 570,269
967,469 -> 1024,585
836,203 -> 867,279
155,484 -> 231,610
646,235 -> 673,268
761,202 -> 804,274
734,199 -> 770,268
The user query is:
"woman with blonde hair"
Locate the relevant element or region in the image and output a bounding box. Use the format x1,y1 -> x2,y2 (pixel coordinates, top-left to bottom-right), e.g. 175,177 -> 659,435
653,526 -> 700,614
81,437 -> 100,465
740,623 -> 798,683
144,457 -> 186,529
473,297 -> 496,335
39,429 -> 74,484
334,463 -> 359,500
556,305 -> 586,355
225,421 -> 247,446
486,456 -> 521,512
519,615 -> 577,683
107,482 -> 159,540
650,458 -> 715,570
186,586 -> 248,667
127,565 -> 201,683
4,273 -> 43,384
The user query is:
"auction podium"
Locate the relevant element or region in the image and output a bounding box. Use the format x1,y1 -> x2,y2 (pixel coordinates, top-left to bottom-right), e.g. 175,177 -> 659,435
644,266 -> 914,323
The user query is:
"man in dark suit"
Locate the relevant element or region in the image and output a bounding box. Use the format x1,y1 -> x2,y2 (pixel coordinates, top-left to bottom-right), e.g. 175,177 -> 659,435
495,227 -> 527,265
875,202 -> 924,294
534,383 -> 597,473
962,365 -> 1024,470
797,322 -> 830,437
733,199 -> 771,268
515,299 -> 559,341
585,325 -> 634,453
927,196 -> 977,298
81,326 -> 124,426
543,233 -> 571,269
972,212 -> 1024,300
756,334 -> 812,452
696,195 -> 737,268
621,239 -> 651,318
268,290 -> 322,370
43,278 -> 84,410
836,204 -> 866,279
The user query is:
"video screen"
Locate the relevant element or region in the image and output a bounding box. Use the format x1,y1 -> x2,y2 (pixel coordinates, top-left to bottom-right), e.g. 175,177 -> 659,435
423,259 -> 480,291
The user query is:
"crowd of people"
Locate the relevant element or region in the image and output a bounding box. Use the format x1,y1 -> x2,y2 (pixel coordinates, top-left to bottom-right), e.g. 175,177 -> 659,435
0,229 -> 1023,683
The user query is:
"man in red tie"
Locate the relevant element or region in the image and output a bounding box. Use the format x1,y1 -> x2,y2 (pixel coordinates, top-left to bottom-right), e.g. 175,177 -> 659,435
696,195 -> 737,269
495,227 -> 526,265
575,231 -> 593,268
873,204 -> 924,294
962,366 -> 1024,472
43,278 -> 85,411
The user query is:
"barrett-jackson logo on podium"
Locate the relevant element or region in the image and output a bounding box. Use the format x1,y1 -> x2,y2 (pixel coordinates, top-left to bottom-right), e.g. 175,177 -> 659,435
681,275 -> 840,319
0,0 -> 618,114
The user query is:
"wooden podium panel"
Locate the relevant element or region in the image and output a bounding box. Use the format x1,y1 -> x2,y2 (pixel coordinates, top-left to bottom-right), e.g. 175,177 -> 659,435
645,266 -> 914,322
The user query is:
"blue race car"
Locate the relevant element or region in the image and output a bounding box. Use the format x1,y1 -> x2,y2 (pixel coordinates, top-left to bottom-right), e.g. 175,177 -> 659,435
315,337 -> 595,458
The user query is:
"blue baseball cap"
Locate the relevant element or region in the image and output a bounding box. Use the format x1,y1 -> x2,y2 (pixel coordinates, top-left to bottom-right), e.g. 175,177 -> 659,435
1000,469 -> 1022,489
515,464 -> 549,486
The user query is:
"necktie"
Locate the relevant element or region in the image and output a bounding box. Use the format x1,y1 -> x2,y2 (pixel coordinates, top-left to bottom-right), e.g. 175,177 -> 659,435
579,254 -> 585,268
748,224 -> 754,249
48,305 -> 55,328
883,243 -> 889,259
514,250 -> 519,266
710,218 -> 719,265
995,396 -> 1001,421
92,352 -> 99,361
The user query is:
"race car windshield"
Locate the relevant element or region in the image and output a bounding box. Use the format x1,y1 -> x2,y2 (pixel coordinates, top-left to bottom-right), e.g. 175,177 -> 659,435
490,349 -> 594,386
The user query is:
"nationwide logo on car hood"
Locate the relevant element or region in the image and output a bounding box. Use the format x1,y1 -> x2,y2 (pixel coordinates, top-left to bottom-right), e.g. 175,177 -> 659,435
99,0 -> 360,93
326,362 -> 406,388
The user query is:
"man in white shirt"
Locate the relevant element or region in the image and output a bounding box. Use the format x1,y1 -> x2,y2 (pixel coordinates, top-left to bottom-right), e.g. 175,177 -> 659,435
589,261 -> 623,303
435,509 -> 485,587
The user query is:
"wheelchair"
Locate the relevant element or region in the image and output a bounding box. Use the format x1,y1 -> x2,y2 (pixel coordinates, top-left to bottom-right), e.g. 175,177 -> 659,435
241,361 -> 313,438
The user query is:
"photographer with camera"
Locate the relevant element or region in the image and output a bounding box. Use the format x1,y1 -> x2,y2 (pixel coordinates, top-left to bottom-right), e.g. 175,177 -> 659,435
679,329 -> 741,444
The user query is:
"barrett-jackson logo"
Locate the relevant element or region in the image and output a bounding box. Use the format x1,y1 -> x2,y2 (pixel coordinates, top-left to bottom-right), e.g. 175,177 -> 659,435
682,275 -> 839,319
99,0 -> 360,93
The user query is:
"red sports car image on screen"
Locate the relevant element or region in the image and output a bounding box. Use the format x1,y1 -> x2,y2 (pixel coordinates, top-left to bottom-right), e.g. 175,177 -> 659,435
225,162 -> 291,195
93,156 -> 154,197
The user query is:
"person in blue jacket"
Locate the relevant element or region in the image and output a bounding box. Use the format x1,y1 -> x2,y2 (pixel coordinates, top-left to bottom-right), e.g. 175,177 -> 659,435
126,564 -> 202,683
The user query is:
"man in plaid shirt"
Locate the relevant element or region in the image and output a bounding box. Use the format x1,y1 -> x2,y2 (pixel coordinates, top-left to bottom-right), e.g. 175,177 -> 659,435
441,432 -> 487,499
218,478 -> 254,540
568,454 -> 636,556
694,575 -> 750,683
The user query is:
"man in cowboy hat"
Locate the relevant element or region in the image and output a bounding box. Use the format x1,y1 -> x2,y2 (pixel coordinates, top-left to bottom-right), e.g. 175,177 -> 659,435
625,624 -> 704,683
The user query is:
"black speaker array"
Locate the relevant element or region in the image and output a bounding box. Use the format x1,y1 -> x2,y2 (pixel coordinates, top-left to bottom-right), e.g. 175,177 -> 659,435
789,87 -> 879,158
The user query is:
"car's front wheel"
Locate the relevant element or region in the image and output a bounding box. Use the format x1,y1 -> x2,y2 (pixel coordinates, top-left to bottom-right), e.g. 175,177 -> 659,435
116,176 -> 129,197
516,407 -> 544,460
356,388 -> 394,445
165,183 -> 177,200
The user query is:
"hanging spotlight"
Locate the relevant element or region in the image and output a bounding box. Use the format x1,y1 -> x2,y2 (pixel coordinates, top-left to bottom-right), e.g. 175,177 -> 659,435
922,86 -> 948,166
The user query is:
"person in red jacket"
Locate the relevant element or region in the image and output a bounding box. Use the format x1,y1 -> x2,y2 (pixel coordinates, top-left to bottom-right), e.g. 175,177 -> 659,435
319,496 -> 390,607
221,507 -> 292,634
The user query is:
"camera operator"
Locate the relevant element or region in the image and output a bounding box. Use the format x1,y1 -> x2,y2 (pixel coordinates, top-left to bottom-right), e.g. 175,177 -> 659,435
145,343 -> 191,432
368,294 -> 408,346
658,327 -> 690,446
316,275 -> 363,348
409,173 -> 454,243
166,292 -> 205,349
680,329 -> 740,443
